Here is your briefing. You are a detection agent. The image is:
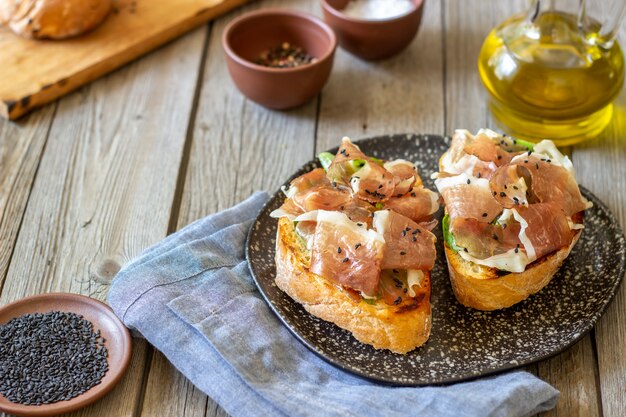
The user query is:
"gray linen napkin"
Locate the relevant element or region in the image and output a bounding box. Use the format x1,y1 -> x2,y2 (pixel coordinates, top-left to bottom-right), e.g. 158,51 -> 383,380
108,192 -> 559,417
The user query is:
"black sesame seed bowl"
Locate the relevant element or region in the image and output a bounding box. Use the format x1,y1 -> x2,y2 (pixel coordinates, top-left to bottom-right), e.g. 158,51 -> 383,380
0,293 -> 132,417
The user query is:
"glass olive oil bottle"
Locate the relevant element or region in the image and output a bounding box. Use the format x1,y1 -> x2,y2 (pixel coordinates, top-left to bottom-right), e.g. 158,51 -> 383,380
478,3 -> 625,145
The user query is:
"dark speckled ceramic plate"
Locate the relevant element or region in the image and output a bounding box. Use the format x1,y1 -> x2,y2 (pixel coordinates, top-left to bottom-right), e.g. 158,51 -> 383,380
245,134 -> 626,386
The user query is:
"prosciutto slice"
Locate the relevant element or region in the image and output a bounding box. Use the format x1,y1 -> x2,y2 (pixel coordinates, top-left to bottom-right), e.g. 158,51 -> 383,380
452,217 -> 521,259
463,132 -> 512,166
384,160 -> 417,196
309,210 -> 385,296
512,157 -> 589,216
516,203 -> 573,260
436,175 -> 502,222
373,210 -> 436,271
383,187 -> 439,223
489,164 -> 531,208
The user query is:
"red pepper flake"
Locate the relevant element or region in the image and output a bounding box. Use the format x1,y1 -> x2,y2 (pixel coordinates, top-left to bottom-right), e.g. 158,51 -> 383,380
255,42 -> 317,68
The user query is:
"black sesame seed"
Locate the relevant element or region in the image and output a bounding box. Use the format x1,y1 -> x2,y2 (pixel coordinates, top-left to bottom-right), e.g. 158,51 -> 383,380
504,185 -> 508,189
547,159 -> 551,163
500,192 -> 507,197
535,162 -> 539,169
466,179 -> 471,184
378,184 -> 383,189
342,257 -> 349,263
0,311 -> 108,406
528,150 -> 532,156
412,228 -> 421,234
493,234 -> 499,240
393,278 -> 403,288
477,172 -> 481,178
354,243 -> 362,250
411,192 -> 417,197
393,269 -> 399,273
514,247 -> 519,253
497,155 -> 502,160
493,191 -> 497,196
412,236 -> 417,242
513,186 -> 518,190
393,297 -> 402,305
340,149 -> 346,154
401,230 -> 407,237
524,160 -> 529,163
482,212 -> 488,217
400,251 -> 406,256
463,248 -> 468,252
337,247 -> 342,254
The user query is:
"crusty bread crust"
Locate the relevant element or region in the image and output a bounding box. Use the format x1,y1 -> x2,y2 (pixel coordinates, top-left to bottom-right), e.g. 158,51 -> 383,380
1,0 -> 112,39
445,230 -> 582,311
275,217 -> 431,354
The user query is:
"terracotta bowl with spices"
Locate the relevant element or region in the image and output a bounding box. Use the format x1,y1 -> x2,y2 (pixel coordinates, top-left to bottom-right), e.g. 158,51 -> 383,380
223,9 -> 337,110
321,0 -> 424,60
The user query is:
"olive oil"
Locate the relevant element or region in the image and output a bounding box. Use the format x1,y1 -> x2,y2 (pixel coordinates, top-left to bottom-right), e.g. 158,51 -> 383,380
478,12 -> 624,145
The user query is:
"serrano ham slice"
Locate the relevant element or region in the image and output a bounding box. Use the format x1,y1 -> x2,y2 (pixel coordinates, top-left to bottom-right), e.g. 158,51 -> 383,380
308,210 -> 385,297
373,210 -> 436,271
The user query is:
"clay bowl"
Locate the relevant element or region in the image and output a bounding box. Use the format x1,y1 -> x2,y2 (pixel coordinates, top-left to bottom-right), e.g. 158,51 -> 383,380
222,9 -> 337,110
0,293 -> 132,417
321,0 -> 424,60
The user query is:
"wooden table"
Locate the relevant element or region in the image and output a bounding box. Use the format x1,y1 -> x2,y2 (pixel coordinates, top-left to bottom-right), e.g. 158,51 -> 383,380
1,0 -> 624,416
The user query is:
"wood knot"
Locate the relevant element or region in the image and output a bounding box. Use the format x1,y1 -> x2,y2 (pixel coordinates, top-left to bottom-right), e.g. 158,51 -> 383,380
93,259 -> 121,284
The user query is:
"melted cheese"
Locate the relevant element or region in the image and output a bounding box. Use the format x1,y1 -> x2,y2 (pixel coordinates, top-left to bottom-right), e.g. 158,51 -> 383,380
407,269 -> 425,297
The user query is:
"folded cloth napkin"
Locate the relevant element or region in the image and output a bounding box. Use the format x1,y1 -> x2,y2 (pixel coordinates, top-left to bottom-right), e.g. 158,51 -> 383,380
108,192 -> 559,417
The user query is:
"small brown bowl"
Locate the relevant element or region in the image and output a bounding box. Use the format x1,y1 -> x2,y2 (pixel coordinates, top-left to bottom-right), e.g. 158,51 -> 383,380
222,9 -> 337,110
321,0 -> 424,60
0,293 -> 132,417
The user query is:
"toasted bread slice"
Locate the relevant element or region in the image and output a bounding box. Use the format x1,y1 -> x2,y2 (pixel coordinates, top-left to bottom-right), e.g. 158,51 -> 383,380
275,217 -> 431,354
444,229 -> 582,311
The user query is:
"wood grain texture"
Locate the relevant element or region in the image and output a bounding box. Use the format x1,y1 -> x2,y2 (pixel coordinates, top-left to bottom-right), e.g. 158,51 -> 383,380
0,0 -> 252,120
573,88 -> 626,417
443,2 -> 602,416
443,0 -> 525,133
0,106 -> 55,289
0,26 -> 207,417
316,0 -> 444,152
138,1 -> 317,416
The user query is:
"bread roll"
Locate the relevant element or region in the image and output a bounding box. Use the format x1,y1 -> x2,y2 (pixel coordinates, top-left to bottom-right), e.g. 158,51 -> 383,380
1,0 -> 113,39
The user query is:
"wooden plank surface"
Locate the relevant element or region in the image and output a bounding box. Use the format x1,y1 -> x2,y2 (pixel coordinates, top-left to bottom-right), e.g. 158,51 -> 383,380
0,106 -> 56,289
0,25 -> 207,417
573,85 -> 626,417
0,0 -> 251,120
138,1 -> 318,416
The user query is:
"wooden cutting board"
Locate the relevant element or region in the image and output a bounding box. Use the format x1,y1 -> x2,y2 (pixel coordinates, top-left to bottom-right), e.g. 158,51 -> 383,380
0,0 -> 252,120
